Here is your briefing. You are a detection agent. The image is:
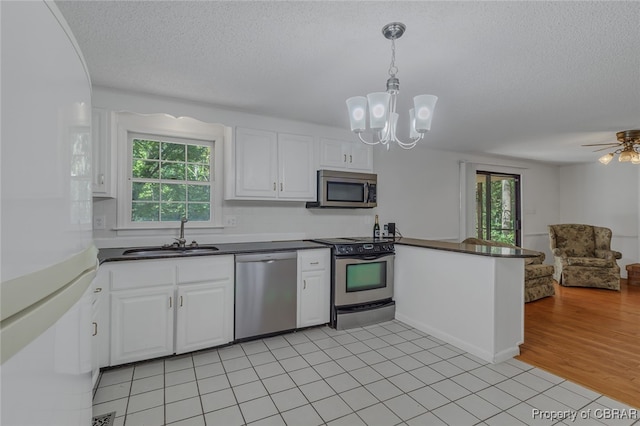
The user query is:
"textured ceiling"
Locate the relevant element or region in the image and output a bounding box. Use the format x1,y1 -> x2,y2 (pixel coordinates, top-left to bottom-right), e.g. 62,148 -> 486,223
55,1 -> 640,164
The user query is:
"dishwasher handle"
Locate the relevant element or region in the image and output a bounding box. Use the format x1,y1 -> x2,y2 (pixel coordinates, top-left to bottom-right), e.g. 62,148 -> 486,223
235,251 -> 297,263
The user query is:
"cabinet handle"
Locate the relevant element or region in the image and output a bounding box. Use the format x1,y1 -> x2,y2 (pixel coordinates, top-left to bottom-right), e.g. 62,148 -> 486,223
169,297 -> 172,308
273,182 -> 276,191
343,154 -> 347,163
94,287 -> 102,293
303,279 -> 306,289
92,322 -> 98,336
310,261 -> 319,265
280,182 -> 283,191
180,296 -> 183,307
99,174 -> 105,185
350,155 -> 353,163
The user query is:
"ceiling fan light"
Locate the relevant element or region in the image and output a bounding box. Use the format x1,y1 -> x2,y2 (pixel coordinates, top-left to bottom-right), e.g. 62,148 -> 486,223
618,149 -> 634,162
598,153 -> 614,165
632,152 -> 640,164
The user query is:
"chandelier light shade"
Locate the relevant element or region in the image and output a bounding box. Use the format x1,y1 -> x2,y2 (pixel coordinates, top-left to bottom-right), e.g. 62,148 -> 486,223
346,22 -> 438,150
589,130 -> 640,165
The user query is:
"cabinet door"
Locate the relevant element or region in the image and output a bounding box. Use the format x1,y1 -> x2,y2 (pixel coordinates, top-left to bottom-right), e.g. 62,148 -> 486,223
93,269 -> 111,369
278,133 -> 315,200
92,108 -> 116,197
319,138 -> 348,169
91,297 -> 100,388
175,281 -> 233,354
298,270 -> 329,328
110,287 -> 174,366
235,127 -> 278,198
347,142 -> 373,172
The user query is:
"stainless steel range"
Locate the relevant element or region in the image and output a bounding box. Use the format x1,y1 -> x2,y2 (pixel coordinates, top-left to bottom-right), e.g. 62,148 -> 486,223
310,237 -> 395,330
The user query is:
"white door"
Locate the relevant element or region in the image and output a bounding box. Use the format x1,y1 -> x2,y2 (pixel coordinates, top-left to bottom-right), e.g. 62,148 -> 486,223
278,133 -> 314,200
348,142 -> 374,172
319,138 -> 348,170
175,282 -> 233,354
299,270 -> 329,328
110,287 -> 174,365
235,127 -> 278,198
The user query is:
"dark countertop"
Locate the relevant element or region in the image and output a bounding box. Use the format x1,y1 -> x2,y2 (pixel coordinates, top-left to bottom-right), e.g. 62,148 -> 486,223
394,238 -> 540,258
98,237 -> 539,263
98,240 -> 327,263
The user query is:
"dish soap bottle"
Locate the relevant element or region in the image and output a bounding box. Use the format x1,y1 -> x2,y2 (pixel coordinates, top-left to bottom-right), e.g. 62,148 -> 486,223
373,215 -> 380,239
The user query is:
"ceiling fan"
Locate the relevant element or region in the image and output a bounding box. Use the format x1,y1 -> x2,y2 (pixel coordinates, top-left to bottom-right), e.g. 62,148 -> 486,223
582,130 -> 640,164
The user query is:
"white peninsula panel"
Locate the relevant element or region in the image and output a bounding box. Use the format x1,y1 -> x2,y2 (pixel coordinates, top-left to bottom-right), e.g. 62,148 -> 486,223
394,244 -> 524,363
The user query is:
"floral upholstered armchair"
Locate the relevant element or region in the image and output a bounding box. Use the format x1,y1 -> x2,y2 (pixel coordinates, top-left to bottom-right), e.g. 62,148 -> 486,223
548,224 -> 622,291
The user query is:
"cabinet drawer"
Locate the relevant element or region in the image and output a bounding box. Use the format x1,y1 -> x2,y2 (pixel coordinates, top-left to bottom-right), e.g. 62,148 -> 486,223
109,261 -> 175,290
298,249 -> 329,272
176,255 -> 234,284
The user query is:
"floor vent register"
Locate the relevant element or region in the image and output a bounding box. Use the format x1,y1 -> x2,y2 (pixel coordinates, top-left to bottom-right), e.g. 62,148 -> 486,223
92,412 -> 115,426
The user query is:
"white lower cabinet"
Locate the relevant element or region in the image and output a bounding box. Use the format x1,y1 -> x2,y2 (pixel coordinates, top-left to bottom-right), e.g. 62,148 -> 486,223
297,249 -> 331,328
111,286 -> 175,365
101,255 -> 234,367
175,257 -> 234,354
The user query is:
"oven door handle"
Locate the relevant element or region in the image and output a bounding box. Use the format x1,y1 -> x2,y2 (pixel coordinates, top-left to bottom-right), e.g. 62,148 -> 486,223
355,254 -> 394,261
364,182 -> 369,204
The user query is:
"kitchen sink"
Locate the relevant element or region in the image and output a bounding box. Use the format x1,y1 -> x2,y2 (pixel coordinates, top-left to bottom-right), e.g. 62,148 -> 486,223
122,246 -> 219,257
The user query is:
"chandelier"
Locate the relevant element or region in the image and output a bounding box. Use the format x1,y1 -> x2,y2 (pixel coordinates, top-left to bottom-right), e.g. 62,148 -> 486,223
584,130 -> 640,165
346,22 -> 438,150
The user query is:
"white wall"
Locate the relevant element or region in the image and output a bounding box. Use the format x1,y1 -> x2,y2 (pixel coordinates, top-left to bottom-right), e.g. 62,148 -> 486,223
557,163 -> 639,277
92,87 -> 375,248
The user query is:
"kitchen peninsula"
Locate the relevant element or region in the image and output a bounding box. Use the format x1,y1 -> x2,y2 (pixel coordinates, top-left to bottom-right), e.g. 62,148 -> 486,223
394,238 -> 538,364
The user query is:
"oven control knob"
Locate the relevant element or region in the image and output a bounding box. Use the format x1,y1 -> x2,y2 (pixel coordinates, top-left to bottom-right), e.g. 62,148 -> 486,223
358,247 -> 364,253
347,246 -> 354,253
374,246 -> 380,252
388,244 -> 394,251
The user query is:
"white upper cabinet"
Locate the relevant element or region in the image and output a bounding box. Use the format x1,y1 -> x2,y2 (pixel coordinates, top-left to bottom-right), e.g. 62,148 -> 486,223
226,127 -> 315,201
92,108 -> 116,198
277,133 -> 315,199
319,138 -> 373,172
234,127 -> 279,198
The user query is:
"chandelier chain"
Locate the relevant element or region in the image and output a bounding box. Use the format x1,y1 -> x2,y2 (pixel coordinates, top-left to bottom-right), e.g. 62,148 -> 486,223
388,38 -> 398,77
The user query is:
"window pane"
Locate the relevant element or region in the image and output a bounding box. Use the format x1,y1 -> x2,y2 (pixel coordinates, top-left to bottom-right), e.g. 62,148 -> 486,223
132,202 -> 159,221
161,203 -> 186,221
133,139 -> 159,160
187,164 -> 210,182
132,160 -> 160,179
161,162 -> 185,180
132,182 -> 160,201
162,183 -> 186,201
188,203 -> 210,221
187,145 -> 210,164
161,143 -> 185,161
187,185 -> 210,202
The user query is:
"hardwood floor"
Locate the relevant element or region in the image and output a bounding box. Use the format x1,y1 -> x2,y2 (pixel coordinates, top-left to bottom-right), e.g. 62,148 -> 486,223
517,279 -> 640,408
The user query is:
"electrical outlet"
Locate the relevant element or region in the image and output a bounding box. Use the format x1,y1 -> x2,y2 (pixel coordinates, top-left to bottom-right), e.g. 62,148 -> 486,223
94,215 -> 106,230
225,215 -> 237,227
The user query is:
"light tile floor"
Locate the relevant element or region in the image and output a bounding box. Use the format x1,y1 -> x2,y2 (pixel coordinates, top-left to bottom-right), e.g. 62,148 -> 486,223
93,320 -> 639,426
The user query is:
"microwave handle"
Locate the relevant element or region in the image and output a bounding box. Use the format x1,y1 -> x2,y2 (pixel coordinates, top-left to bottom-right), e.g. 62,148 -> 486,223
364,182 -> 369,203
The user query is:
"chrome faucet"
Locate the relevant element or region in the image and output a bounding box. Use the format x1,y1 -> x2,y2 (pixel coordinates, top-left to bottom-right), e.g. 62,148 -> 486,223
175,217 -> 188,247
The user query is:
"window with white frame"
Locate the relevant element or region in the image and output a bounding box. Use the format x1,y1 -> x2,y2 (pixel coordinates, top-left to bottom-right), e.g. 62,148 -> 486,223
116,112 -> 227,229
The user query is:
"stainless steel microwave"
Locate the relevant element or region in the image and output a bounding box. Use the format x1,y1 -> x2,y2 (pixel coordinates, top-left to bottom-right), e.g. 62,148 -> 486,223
306,170 -> 377,208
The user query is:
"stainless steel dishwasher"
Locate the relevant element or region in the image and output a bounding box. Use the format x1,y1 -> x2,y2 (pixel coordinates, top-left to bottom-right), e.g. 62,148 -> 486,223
235,251 -> 297,340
